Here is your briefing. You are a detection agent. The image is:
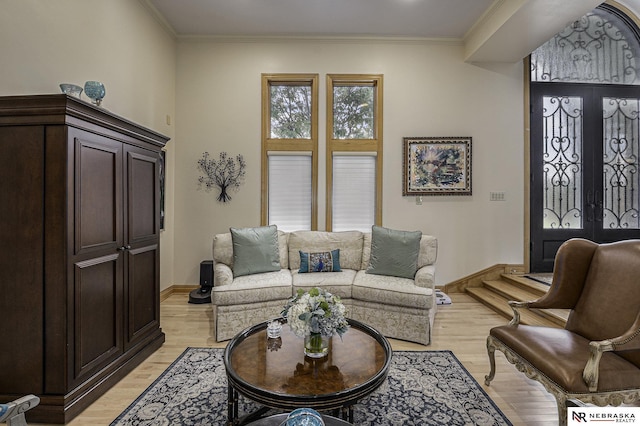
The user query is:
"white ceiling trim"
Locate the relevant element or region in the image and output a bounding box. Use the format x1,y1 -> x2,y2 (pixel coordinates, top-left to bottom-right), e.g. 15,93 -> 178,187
139,0 -> 177,38
175,34 -> 465,46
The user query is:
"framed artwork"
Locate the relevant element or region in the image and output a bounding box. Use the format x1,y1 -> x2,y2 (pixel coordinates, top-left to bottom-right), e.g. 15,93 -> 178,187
403,136 -> 472,196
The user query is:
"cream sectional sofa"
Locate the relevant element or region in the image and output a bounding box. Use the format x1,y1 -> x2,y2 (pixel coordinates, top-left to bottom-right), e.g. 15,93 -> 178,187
211,228 -> 438,345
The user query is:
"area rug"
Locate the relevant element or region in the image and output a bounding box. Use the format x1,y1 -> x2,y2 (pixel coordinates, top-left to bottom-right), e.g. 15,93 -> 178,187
111,348 -> 511,426
524,274 -> 553,286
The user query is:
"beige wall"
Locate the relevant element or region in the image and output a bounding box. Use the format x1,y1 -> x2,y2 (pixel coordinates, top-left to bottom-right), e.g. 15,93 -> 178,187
174,40 -> 525,286
0,0 -> 177,290
4,2 -> 640,289
0,1 -> 527,289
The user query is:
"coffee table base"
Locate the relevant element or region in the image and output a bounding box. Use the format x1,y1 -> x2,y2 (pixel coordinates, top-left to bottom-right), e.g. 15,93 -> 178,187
228,385 -> 353,426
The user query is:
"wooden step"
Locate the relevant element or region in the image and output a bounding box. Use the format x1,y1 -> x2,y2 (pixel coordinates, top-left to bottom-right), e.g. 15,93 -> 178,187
500,274 -> 551,296
483,279 -> 541,302
499,275 -> 569,326
466,287 -> 561,328
542,308 -> 570,325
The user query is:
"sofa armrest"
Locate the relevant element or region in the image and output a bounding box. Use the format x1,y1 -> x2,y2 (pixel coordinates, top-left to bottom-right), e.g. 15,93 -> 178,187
214,263 -> 234,287
414,264 -> 435,289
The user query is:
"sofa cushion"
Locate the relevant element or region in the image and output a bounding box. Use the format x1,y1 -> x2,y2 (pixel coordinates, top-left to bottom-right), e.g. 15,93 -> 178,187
299,249 -> 341,273
230,225 -> 280,277
214,230 -> 289,269
361,233 -> 437,270
353,270 -> 433,309
211,269 -> 293,305
366,226 -> 422,279
288,231 -> 363,270
292,269 -> 356,299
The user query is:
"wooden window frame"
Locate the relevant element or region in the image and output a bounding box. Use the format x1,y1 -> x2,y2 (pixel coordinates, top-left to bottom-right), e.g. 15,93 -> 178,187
326,74 -> 383,231
261,74 -> 319,230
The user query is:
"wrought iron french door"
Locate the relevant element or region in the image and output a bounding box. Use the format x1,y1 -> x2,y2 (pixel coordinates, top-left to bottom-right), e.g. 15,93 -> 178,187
530,83 -> 640,272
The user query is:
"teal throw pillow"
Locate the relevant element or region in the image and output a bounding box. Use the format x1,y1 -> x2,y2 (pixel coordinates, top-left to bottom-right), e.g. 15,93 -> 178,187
366,225 -> 422,279
230,225 -> 280,277
299,249 -> 341,273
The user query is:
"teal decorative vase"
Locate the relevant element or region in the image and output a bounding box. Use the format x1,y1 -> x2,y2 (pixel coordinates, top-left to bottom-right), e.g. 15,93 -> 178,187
304,332 -> 329,358
84,81 -> 106,106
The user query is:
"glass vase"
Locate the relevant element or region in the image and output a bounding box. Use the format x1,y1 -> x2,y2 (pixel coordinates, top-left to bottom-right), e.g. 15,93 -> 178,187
304,332 -> 329,358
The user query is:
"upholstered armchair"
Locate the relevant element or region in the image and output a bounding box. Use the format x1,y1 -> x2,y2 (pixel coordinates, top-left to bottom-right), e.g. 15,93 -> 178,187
0,394 -> 40,426
485,238 -> 640,426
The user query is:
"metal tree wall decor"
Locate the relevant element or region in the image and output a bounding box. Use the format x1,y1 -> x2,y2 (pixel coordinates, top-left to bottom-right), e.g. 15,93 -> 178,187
197,152 -> 246,202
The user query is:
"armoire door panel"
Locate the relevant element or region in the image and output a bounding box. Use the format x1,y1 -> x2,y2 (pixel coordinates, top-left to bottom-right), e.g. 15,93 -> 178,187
126,244 -> 159,349
0,126 -> 45,394
75,135 -> 123,255
73,254 -> 123,384
127,149 -> 159,244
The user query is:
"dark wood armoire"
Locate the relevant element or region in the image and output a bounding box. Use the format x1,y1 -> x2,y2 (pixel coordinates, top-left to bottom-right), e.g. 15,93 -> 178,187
0,95 -> 168,423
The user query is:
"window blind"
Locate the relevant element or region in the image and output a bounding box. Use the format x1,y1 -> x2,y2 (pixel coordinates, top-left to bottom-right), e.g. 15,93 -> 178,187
332,154 -> 376,232
268,153 -> 312,232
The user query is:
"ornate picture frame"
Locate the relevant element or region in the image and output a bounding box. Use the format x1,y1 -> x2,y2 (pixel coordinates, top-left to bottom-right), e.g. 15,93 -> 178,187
403,136 -> 472,196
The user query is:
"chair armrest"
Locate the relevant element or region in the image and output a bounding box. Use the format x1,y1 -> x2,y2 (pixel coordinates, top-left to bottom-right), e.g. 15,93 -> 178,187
213,263 -> 233,287
507,300 -> 532,326
0,394 -> 40,424
583,312 -> 640,391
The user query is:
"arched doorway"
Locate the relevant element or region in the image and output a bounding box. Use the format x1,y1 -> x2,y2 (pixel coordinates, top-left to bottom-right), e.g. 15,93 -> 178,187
529,4 -> 640,271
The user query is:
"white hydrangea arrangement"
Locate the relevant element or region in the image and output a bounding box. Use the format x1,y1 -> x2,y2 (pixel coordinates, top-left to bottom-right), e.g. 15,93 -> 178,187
282,287 -> 349,338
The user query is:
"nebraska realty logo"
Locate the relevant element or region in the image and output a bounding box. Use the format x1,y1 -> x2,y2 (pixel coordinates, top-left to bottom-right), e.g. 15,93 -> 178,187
568,407 -> 639,424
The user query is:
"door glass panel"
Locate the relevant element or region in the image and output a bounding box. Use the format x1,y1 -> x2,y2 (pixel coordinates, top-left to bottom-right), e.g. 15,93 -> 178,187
531,7 -> 640,85
602,97 -> 640,229
543,96 -> 583,229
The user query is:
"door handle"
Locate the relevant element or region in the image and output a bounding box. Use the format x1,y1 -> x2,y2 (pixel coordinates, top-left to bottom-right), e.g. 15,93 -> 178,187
586,190 -> 595,222
595,191 -> 603,222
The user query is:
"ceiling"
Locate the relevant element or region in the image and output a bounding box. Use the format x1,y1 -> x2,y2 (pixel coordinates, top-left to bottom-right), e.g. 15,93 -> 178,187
145,0 -> 495,39
143,0 -> 640,62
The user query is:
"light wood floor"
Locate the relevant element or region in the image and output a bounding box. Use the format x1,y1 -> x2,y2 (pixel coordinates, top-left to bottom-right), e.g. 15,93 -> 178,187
40,292 -> 560,425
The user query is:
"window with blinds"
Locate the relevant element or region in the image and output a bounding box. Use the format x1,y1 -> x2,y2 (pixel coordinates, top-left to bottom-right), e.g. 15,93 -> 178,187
261,74 -> 318,230
267,154 -> 312,232
261,73 -> 382,232
332,154 -> 376,232
326,74 -> 383,231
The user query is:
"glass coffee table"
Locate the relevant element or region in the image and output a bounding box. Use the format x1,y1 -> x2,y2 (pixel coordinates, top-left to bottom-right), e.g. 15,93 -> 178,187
224,318 -> 392,426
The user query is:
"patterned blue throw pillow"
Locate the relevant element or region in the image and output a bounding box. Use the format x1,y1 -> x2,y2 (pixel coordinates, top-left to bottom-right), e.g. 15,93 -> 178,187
299,249 -> 341,273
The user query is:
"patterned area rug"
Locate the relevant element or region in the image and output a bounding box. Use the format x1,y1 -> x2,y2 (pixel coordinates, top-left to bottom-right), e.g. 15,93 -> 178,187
111,348 -> 511,426
524,274 -> 553,286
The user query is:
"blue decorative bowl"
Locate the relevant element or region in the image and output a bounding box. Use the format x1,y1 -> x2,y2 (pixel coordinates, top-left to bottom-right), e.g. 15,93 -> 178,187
283,408 -> 325,426
84,81 -> 106,106
59,83 -> 83,98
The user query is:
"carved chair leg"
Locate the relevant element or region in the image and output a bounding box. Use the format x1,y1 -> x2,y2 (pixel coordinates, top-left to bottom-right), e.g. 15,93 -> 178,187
485,335 -> 497,385
555,396 -> 568,426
